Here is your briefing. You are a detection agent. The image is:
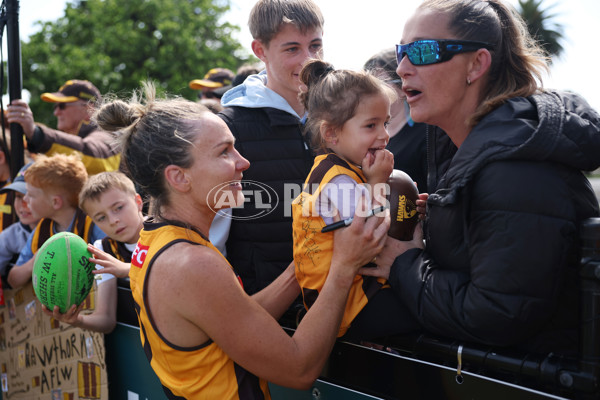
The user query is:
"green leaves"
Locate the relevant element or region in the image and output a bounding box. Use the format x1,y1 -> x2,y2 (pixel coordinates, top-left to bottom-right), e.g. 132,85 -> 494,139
517,0 -> 565,62
21,0 -> 253,127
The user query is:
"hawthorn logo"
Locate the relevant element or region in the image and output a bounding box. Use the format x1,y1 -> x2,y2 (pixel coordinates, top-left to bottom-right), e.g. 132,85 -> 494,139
207,180 -> 279,220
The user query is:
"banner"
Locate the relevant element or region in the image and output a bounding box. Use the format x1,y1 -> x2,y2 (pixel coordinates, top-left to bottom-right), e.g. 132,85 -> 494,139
0,282 -> 107,399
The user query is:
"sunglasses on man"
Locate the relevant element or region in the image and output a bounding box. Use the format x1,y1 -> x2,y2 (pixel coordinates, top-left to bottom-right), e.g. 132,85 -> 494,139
396,39 -> 494,66
54,102 -> 87,111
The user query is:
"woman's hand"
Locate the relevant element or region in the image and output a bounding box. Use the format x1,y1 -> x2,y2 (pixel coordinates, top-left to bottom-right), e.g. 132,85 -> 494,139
330,195 -> 390,283
87,244 -> 131,278
359,222 -> 424,279
416,193 -> 428,220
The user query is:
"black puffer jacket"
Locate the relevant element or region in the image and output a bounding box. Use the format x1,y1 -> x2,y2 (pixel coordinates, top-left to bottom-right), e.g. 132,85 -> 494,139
389,91 -> 600,354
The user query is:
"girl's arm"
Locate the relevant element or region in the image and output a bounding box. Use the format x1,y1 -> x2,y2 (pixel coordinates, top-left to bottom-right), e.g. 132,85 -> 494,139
362,149 -> 394,187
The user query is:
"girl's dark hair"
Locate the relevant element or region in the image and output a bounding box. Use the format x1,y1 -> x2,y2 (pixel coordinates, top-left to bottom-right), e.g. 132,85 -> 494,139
299,59 -> 396,153
93,82 -> 210,219
420,0 -> 549,125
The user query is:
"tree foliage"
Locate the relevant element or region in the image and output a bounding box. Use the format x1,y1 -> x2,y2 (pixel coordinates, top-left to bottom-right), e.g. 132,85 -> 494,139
517,0 -> 564,62
21,0 -> 252,126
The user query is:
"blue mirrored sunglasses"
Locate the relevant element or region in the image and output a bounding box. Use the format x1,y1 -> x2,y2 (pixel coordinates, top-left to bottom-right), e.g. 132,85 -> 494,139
396,39 -> 494,66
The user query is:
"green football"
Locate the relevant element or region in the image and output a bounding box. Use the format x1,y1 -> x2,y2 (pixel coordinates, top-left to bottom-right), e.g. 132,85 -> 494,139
32,232 -> 95,313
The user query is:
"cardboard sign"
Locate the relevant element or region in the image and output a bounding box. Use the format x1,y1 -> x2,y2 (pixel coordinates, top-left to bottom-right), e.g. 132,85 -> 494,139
0,282 -> 108,399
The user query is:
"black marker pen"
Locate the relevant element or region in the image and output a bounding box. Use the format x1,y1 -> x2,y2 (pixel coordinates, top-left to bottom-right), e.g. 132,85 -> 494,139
321,205 -> 388,233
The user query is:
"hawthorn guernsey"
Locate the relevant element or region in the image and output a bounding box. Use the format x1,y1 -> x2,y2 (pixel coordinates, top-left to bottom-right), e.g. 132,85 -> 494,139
32,232 -> 95,313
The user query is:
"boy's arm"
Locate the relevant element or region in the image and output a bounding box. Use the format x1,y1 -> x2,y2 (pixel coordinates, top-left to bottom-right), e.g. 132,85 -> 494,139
0,226 -> 17,276
42,278 -> 118,334
7,229 -> 36,288
7,258 -> 34,288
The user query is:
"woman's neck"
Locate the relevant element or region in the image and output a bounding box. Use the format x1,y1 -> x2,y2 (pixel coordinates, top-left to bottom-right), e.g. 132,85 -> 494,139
158,203 -> 213,239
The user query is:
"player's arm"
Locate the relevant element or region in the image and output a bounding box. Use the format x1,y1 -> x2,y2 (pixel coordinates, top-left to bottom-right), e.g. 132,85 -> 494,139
153,204 -> 388,389
251,261 -> 299,320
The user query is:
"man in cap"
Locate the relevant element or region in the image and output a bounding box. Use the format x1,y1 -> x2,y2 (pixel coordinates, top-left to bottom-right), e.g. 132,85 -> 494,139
189,68 -> 235,99
7,80 -> 121,175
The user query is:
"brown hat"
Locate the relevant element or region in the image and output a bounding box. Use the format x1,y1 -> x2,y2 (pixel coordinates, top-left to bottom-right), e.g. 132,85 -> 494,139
41,80 -> 101,103
189,68 -> 235,90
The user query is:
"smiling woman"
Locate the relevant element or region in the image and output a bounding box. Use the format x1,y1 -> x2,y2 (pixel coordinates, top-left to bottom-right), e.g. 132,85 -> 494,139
91,81 -> 388,398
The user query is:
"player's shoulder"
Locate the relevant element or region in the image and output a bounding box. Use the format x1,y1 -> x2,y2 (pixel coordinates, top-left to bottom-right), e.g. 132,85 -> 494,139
157,241 -> 227,274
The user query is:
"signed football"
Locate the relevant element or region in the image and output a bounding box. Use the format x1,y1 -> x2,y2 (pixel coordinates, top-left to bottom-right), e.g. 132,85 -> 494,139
32,232 -> 95,313
387,169 -> 419,241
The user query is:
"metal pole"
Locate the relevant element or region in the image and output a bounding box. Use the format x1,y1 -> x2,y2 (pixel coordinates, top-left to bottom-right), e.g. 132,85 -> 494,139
6,0 -> 24,178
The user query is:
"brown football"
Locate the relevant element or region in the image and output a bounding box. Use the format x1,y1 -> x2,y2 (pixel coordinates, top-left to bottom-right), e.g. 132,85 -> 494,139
387,169 -> 419,241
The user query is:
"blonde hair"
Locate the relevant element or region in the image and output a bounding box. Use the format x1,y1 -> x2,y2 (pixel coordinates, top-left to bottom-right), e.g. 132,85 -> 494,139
79,171 -> 137,212
420,0 -> 549,126
24,154 -> 88,207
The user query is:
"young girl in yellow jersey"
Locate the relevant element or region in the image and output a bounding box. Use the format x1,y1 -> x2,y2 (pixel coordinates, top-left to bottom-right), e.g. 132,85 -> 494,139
294,59 -> 420,339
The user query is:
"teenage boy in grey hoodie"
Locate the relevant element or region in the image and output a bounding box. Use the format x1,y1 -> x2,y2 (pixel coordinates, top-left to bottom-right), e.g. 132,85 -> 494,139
217,0 -> 324,295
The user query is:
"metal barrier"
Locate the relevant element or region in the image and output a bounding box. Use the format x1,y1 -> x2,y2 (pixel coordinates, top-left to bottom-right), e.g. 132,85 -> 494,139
108,218 -> 600,399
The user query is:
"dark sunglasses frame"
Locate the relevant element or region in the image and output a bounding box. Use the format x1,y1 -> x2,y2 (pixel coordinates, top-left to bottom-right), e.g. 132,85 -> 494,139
54,102 -> 87,110
396,39 -> 494,66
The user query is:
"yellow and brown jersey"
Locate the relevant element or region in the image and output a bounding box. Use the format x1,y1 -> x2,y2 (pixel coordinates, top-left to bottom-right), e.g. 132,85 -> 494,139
129,221 -> 270,400
31,123 -> 121,175
0,182 -> 15,233
30,208 -> 96,253
101,237 -> 133,262
292,153 -> 387,337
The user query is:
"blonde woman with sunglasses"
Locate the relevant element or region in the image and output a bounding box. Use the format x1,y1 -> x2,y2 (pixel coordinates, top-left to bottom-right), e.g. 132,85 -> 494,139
361,0 -> 600,356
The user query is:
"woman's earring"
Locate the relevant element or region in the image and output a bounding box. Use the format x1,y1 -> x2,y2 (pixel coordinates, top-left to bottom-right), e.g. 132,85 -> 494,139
467,77 -> 472,86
